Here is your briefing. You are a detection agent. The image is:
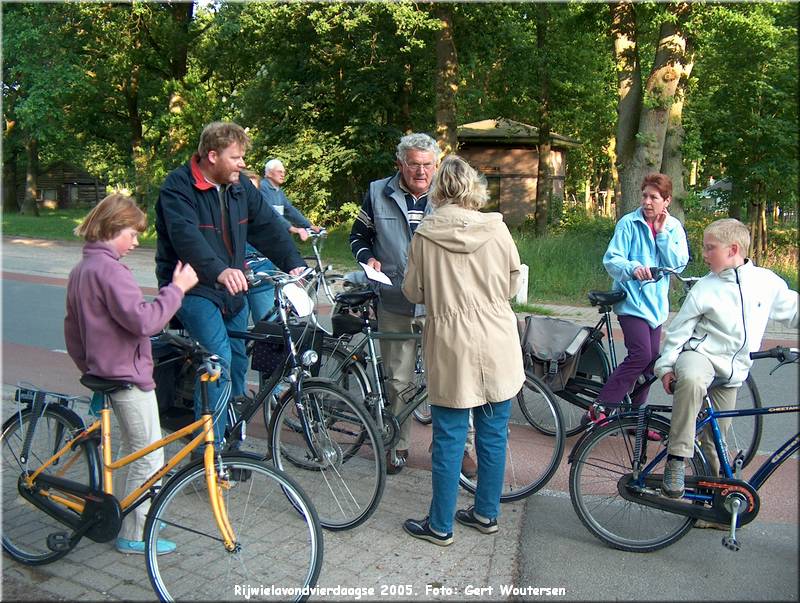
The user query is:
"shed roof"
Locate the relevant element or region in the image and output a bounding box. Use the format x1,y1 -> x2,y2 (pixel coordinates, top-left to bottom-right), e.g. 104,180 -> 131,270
457,118 -> 581,148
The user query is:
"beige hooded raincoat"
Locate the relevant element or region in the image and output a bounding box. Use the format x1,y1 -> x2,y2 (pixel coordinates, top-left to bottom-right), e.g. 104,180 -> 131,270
402,205 -> 525,408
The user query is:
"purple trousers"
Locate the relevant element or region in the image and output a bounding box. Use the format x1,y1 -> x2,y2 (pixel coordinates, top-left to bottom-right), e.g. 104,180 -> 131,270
597,314 -> 661,407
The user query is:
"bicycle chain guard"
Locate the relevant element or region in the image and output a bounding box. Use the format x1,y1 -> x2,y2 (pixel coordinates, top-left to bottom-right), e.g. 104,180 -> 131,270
619,473 -> 760,527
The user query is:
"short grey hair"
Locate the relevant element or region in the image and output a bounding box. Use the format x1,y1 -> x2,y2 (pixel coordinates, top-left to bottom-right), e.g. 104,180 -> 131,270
264,158 -> 284,176
429,155 -> 488,210
396,133 -> 440,163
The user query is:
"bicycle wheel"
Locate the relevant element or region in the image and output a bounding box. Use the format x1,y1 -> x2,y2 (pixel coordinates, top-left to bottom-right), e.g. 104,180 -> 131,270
2,405 -> 98,565
316,339 -> 371,404
145,455 -> 323,602
718,375 -> 762,469
569,415 -> 705,552
459,375 -> 565,502
270,380 -> 386,530
412,397 -> 432,425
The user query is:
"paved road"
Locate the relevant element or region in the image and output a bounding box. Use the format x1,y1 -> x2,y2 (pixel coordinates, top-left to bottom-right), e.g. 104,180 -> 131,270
2,236 -> 798,601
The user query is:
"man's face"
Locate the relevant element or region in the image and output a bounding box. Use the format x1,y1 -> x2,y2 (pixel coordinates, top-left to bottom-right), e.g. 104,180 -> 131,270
397,149 -> 437,196
267,164 -> 286,187
208,143 -> 246,185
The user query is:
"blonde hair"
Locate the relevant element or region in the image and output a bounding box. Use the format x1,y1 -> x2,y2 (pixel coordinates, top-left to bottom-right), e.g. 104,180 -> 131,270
241,169 -> 260,187
197,121 -> 250,159
429,155 -> 488,210
704,218 -> 751,255
74,194 -> 146,242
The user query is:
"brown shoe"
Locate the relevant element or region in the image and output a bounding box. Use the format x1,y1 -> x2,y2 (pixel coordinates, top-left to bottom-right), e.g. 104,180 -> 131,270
461,450 -> 477,479
387,449 -> 408,475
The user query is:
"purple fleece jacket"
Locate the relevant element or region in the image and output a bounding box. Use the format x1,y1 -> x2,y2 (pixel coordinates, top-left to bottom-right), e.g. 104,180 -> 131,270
64,242 -> 184,390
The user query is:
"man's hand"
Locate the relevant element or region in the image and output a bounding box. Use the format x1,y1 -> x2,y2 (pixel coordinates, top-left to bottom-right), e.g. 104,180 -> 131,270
661,372 -> 676,394
367,257 -> 382,272
289,226 -> 310,241
171,261 -> 199,293
632,265 -> 653,281
653,209 -> 670,233
289,266 -> 306,277
310,224 -> 322,233
217,267 -> 249,295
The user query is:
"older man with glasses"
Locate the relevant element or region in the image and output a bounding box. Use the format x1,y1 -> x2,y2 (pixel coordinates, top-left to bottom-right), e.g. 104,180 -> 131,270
349,133 -> 479,478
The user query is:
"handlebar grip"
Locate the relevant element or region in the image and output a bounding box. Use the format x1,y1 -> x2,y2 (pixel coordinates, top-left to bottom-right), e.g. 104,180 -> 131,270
649,267 -> 662,280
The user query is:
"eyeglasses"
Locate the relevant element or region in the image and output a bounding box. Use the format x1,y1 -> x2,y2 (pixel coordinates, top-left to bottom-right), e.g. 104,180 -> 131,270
401,160 -> 436,171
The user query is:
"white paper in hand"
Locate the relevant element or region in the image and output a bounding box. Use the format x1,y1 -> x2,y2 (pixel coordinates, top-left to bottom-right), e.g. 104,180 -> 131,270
360,262 -> 392,285
283,283 -> 314,317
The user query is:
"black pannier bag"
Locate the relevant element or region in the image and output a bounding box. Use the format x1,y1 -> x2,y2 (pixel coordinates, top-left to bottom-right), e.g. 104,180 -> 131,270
520,315 -> 591,392
250,320 -> 323,376
151,334 -> 196,430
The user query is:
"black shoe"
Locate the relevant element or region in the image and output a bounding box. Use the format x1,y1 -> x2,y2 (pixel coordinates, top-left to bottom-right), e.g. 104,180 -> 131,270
455,506 -> 498,534
386,450 -> 407,475
226,466 -> 251,482
403,517 -> 453,546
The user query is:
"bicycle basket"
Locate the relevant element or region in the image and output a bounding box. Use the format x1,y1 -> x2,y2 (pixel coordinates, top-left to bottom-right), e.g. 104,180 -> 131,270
520,315 -> 590,392
251,320 -> 323,376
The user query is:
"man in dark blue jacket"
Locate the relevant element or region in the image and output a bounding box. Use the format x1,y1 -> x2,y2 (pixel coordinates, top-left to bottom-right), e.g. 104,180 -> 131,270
156,121 -> 305,446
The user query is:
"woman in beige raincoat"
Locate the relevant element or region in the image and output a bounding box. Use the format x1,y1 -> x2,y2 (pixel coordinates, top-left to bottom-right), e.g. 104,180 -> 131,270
401,155 -> 525,546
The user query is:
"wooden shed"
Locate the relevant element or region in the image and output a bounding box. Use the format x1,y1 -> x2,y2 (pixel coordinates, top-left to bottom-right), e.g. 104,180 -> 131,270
14,161 -> 108,209
457,118 -> 581,226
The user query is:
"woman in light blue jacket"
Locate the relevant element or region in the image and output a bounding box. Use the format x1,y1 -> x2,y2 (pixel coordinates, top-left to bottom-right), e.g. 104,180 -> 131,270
587,173 -> 689,426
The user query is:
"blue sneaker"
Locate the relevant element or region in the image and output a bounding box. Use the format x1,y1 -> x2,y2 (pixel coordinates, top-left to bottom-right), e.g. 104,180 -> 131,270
116,537 -> 176,555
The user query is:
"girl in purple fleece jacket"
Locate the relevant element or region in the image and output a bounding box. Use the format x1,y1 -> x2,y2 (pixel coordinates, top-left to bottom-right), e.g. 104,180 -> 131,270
65,194 -> 198,555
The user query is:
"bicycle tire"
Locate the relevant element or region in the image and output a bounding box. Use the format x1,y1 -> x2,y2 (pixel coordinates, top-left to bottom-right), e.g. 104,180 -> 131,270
412,398 -> 432,425
145,454 -> 323,602
721,374 -> 762,469
569,415 -> 704,552
2,405 -> 98,565
459,375 -> 565,502
269,380 -> 386,530
316,340 -> 371,404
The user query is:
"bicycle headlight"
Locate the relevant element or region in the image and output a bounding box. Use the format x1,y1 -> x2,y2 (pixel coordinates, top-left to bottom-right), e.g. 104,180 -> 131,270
301,350 -> 319,368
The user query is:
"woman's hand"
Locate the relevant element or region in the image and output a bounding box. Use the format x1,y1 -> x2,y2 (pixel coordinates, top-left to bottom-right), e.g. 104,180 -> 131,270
653,208 -> 670,233
632,265 -> 653,281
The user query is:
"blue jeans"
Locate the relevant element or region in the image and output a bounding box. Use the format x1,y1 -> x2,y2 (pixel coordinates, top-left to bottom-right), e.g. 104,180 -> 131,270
245,245 -> 276,325
428,400 -> 511,534
176,295 -> 249,447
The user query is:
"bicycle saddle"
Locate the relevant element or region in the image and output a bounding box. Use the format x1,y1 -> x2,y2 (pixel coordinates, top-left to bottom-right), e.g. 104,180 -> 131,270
588,290 -> 627,307
335,287 -> 377,307
80,374 -> 134,394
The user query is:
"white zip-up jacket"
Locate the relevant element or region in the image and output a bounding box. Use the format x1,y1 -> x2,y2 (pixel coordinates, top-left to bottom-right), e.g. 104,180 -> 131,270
654,260 -> 798,387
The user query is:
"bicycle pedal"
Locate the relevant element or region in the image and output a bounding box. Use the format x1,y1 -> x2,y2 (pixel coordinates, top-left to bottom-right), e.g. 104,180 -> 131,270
47,532 -> 72,552
721,535 -> 740,552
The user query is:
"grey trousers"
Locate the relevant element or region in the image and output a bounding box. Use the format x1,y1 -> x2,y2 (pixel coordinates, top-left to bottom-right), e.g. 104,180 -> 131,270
667,350 -> 739,476
110,387 -> 164,541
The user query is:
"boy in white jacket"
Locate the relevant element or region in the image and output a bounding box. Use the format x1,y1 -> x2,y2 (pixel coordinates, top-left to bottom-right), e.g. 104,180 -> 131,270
654,218 -> 798,498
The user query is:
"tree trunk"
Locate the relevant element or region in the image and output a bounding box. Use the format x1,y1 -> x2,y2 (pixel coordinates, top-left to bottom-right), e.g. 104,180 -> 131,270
610,1 -> 642,216
660,46 -> 694,224
3,151 -> 18,213
612,4 -> 691,216
20,138 -> 39,216
623,20 -> 688,215
126,63 -> 148,208
434,6 -> 458,155
533,3 -> 552,236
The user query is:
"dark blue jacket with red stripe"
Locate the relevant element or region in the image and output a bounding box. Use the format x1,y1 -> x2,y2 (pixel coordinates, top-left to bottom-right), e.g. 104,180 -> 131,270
155,156 -> 305,316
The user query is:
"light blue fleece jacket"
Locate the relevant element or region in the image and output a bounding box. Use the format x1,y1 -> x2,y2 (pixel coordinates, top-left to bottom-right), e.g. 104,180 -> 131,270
603,208 -> 689,328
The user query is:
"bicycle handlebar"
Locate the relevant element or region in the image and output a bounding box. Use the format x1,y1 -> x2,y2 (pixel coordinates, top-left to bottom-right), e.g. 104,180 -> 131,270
648,266 -> 700,284
750,346 -> 799,362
